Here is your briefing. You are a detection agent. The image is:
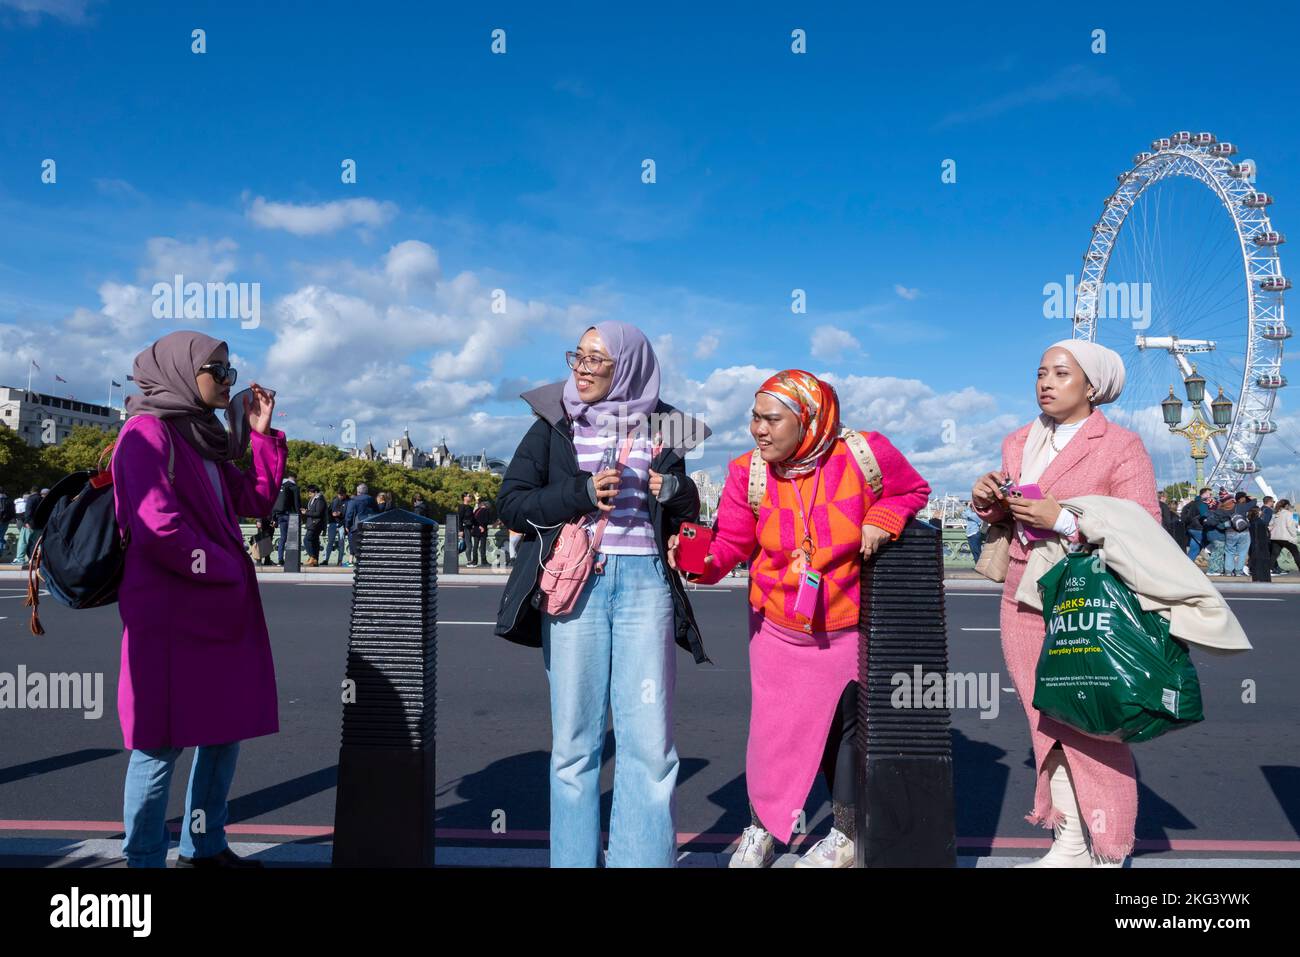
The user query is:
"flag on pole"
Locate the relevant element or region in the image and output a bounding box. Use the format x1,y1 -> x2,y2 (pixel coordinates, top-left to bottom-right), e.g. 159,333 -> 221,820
55,374 -> 67,383
112,380 -> 122,387
30,359 -> 40,371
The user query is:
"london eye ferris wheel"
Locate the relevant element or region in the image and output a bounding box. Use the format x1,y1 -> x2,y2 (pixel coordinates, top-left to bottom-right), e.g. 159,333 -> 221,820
1073,131 -> 1290,494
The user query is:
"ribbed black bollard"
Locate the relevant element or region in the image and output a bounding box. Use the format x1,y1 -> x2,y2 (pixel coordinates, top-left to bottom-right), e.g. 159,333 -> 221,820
855,519 -> 956,867
442,513 -> 459,576
283,512 -> 301,573
332,508 -> 438,867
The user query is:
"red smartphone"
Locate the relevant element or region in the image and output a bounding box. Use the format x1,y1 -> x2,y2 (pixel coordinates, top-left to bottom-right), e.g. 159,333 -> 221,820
676,522 -> 714,575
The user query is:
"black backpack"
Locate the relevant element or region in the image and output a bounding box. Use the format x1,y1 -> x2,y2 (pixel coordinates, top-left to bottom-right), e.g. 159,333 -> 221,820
23,430 -> 174,635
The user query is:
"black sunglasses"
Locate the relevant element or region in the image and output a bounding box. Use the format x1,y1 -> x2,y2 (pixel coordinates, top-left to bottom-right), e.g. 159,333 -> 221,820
198,361 -> 238,385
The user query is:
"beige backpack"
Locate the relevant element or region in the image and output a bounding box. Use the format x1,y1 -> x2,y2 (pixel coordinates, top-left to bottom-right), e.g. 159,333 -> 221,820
747,428 -> 884,518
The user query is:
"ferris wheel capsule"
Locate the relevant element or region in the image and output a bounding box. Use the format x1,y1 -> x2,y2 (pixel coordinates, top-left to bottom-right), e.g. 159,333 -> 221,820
1259,276 -> 1291,291
1212,142 -> 1238,157
1252,231 -> 1286,246
1133,151 -> 1154,165
1229,458 -> 1260,474
1246,419 -> 1278,435
1229,162 -> 1255,178
1194,132 -> 1218,147
1152,137 -> 1173,150
1244,192 -> 1273,207
1255,373 -> 1287,388
1260,322 -> 1292,340
1172,131 -> 1193,145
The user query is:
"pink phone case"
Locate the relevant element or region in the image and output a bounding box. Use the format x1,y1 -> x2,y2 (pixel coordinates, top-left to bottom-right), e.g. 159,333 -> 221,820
1009,483 -> 1054,541
794,569 -> 821,618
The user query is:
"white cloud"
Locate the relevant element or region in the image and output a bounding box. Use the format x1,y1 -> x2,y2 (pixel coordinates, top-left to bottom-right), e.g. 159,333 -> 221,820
139,237 -> 238,284
0,0 -> 96,25
695,333 -> 720,359
810,325 -> 863,361
383,240 -> 440,295
893,284 -> 920,301
245,196 -> 398,237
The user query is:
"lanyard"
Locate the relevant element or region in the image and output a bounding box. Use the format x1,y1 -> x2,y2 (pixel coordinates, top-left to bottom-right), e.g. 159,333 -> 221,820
787,460 -> 823,561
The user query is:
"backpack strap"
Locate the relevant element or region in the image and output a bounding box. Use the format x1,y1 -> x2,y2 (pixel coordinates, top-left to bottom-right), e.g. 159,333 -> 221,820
746,429 -> 885,519
747,448 -> 767,519
840,428 -> 884,499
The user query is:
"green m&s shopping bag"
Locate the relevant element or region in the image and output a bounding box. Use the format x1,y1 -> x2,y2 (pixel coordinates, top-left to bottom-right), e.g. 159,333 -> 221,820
1033,551 -> 1203,743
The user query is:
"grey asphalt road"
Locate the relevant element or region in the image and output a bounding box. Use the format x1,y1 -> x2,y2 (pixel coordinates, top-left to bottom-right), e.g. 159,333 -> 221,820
1,579 -> 1297,865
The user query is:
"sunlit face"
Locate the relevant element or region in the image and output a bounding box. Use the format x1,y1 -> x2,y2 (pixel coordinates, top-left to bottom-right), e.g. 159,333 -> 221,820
1036,348 -> 1092,421
750,393 -> 802,463
196,345 -> 232,410
572,328 -> 614,403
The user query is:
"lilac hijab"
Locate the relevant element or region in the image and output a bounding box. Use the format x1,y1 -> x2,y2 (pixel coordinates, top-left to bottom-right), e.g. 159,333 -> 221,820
562,321 -> 662,428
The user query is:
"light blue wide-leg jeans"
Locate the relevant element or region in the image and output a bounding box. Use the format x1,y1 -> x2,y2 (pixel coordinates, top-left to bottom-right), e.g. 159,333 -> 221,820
542,552 -> 679,868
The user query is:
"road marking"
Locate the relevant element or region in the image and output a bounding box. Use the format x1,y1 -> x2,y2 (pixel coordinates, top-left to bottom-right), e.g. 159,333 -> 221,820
439,621 -> 497,625
1225,597 -> 1283,601
961,627 -> 999,632
948,593 -> 1000,597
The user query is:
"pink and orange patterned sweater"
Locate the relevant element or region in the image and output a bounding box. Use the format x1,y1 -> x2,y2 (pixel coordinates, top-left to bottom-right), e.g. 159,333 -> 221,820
698,433 -> 931,632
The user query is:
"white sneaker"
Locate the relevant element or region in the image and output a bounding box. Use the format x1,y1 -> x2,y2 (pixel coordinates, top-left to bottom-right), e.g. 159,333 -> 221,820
794,827 -> 855,868
728,825 -> 775,868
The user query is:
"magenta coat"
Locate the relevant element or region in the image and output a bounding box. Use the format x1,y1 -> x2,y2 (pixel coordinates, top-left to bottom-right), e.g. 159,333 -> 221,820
111,413 -> 287,750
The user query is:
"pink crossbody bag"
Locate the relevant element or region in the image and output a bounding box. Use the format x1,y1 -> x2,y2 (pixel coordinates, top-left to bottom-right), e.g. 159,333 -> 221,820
535,432 -> 636,616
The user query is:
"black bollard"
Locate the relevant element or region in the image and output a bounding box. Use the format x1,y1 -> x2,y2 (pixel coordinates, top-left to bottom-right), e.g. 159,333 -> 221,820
855,519 -> 956,867
442,513 -> 459,576
283,512 -> 301,573
332,508 -> 438,867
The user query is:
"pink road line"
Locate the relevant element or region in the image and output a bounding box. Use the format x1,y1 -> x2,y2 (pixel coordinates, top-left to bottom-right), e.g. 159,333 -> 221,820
2,820 -> 1299,853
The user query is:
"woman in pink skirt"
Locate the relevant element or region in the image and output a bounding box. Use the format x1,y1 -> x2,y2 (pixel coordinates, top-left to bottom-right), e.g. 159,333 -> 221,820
972,339 -> 1159,867
669,370 -> 930,868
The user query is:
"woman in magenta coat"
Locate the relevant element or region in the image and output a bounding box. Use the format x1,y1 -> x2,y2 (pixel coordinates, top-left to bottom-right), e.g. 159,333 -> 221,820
111,330 -> 286,868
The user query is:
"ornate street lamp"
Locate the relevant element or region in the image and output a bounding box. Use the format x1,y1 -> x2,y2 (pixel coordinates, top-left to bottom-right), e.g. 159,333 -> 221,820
1165,366 -> 1232,491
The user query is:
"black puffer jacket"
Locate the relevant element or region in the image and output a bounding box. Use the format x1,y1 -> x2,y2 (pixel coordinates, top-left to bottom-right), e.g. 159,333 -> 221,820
494,381 -> 712,664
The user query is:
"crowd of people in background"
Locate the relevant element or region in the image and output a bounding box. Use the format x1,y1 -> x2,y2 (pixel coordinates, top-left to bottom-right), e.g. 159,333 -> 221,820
955,486 -> 1299,581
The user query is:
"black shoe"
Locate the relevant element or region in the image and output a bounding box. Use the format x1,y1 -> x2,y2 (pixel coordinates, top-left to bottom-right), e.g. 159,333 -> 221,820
176,847 -> 264,868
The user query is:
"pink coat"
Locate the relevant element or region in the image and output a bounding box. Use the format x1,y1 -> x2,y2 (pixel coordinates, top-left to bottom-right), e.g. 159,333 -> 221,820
973,409 -> 1159,860
972,409 -> 1161,551
111,413 -> 287,750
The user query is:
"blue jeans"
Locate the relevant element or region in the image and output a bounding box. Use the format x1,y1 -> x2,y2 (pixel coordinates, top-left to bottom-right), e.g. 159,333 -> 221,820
967,533 -> 983,563
323,523 -> 344,564
1187,529 -> 1205,560
1225,529 -> 1249,574
122,742 -> 241,867
1204,530 -> 1226,574
542,552 -> 678,868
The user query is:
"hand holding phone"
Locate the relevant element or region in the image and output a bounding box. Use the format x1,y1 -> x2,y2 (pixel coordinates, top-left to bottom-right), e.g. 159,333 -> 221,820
676,522 -> 714,575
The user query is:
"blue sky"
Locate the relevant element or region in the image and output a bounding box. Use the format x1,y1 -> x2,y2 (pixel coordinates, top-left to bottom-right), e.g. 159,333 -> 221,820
1,0 -> 1298,496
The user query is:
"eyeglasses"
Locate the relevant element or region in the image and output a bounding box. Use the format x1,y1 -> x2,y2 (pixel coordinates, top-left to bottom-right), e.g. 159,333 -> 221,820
198,362 -> 238,385
566,351 -> 614,374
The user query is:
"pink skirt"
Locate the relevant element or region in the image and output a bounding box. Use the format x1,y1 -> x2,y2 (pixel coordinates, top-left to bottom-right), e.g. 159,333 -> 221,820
746,608 -> 858,844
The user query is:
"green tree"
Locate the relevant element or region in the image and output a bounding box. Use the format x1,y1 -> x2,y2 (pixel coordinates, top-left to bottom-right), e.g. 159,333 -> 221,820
0,424 -> 45,495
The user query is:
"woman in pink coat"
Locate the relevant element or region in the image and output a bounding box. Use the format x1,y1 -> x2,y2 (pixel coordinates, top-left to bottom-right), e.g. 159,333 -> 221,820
971,339 -> 1159,867
112,330 -> 286,868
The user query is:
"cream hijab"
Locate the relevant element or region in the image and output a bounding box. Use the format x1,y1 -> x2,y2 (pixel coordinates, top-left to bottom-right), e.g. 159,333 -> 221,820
1020,340 -> 1126,485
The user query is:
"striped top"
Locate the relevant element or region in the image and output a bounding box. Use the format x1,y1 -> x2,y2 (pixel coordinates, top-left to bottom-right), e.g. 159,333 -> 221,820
573,422 -> 657,555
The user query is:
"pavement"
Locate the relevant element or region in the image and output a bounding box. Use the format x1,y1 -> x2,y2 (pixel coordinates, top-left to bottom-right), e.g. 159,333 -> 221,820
1,574 -> 1298,869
